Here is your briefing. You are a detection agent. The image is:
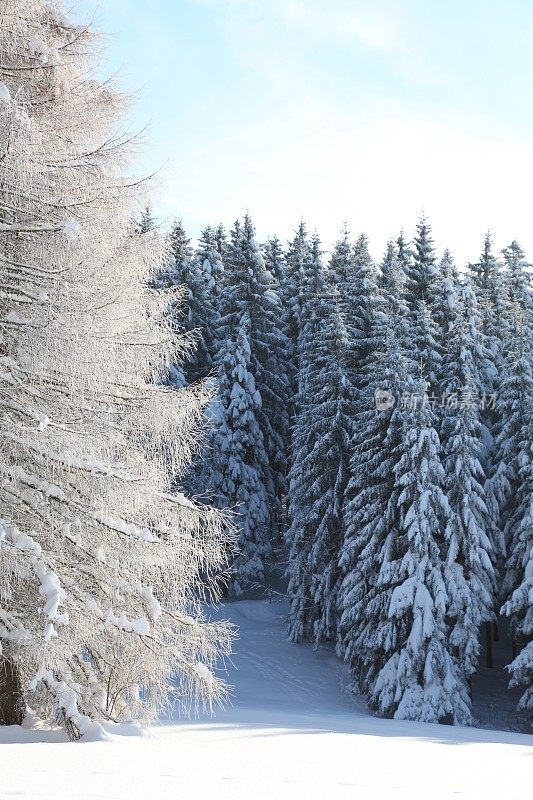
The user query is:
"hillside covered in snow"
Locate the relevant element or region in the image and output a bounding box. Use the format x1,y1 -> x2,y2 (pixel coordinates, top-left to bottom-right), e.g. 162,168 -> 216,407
1,599 -> 531,800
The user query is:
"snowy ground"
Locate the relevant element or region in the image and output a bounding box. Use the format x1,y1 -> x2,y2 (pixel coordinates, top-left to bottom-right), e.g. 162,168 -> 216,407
1,599 -> 531,799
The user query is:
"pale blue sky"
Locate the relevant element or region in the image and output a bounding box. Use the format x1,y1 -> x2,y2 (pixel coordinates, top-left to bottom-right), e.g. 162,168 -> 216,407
76,1 -> 533,262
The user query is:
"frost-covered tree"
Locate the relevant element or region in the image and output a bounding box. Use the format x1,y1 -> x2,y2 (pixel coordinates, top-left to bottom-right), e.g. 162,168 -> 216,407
467,232 -> 506,374
207,313 -> 271,595
183,227 -> 224,384
284,222 -> 313,393
344,232 -> 384,391
440,294 -> 496,713
370,385 -> 470,722
154,219 -> 192,291
214,223 -> 229,264
380,239 -> 409,343
403,219 -> 442,394
327,226 -> 353,293
262,235 -> 285,287
343,365 -> 469,722
487,323 -> 533,559
501,424 -> 533,720
495,324 -> 533,719
219,215 -> 290,526
338,329 -> 412,674
136,205 -> 156,235
286,252 -> 356,644
411,299 -> 442,393
0,1 -> 232,736
405,217 -> 439,311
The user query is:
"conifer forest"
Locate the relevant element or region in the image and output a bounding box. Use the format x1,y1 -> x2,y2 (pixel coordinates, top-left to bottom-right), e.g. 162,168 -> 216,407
0,3 -> 531,799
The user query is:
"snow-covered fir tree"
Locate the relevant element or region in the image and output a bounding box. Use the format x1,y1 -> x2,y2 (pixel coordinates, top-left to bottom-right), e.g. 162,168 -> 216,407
344,232 -> 385,393
495,322 -> 533,719
0,0 -> 232,735
183,227 -> 225,384
501,403 -> 533,719
207,313 -> 271,595
136,205 -> 156,234
338,327 -> 413,682
327,225 -> 354,293
262,235 -> 286,286
439,289 -> 496,715
208,215 -> 289,590
467,232 -> 506,375
403,219 -> 442,394
380,239 -> 409,342
367,381 -> 470,722
405,217 -> 439,310
155,219 -> 192,291
284,221 -> 313,395
286,242 -> 356,644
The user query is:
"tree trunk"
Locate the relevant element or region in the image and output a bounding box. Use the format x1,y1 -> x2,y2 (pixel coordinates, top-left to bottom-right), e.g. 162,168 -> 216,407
0,657 -> 24,726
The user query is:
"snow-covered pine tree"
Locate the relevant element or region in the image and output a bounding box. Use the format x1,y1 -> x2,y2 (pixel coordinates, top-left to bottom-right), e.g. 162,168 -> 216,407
501,240 -> 532,315
379,239 -> 409,341
396,230 -> 414,281
501,398 -> 533,720
214,223 -> 229,264
284,221 -> 313,395
327,225 -> 354,293
411,299 -> 442,393
154,219 -> 192,291
405,216 -> 439,311
136,205 -> 156,235
207,313 -> 271,595
0,0 -> 232,735
433,249 -> 458,333
150,219 -> 195,388
210,215 -> 290,589
182,226 -> 225,384
485,242 -> 533,575
338,327 -> 413,680
487,321 -> 533,556
366,381 -> 470,722
495,321 -> 533,719
262,235 -> 285,287
404,218 -> 442,395
439,289 -> 496,716
344,232 -> 384,393
467,232 -> 506,377
458,277 -> 498,398
286,240 -> 356,644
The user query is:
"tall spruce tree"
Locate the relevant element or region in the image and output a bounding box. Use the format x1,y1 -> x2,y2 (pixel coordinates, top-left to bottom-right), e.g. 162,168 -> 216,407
287,241 -> 356,644
371,382 -> 470,722
208,312 -> 271,595
501,406 -> 533,720
405,217 -> 439,311
403,218 -> 442,395
338,328 -> 412,673
497,324 -> 533,719
211,215 -> 290,584
327,226 -> 354,292
284,222 -> 313,395
344,232 -> 384,393
467,233 -> 506,372
440,289 -> 496,712
182,226 -> 224,383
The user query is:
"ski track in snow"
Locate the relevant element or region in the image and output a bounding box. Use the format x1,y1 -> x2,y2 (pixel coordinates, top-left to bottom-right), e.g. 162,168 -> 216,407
1,598 -> 531,800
